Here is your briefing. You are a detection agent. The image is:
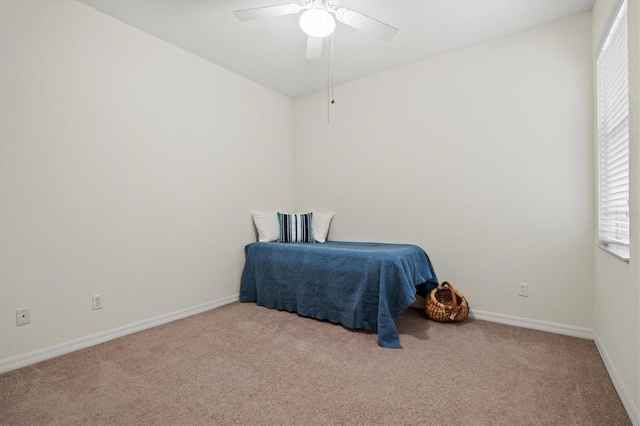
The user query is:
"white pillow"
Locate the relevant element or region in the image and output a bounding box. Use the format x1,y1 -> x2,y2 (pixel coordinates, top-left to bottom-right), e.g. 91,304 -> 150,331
252,212 -> 279,242
312,212 -> 334,243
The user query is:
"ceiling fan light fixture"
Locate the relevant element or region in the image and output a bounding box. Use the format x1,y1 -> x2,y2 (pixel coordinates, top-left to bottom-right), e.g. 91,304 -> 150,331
299,8 -> 336,38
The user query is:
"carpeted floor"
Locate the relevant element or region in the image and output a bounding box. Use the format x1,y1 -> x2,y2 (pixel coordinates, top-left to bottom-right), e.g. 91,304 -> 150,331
0,302 -> 631,425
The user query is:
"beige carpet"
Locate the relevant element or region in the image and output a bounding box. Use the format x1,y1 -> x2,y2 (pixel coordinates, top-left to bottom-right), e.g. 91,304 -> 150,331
0,302 -> 630,425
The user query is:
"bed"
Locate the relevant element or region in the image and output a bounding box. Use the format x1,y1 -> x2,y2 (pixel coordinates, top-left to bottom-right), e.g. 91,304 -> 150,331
240,241 -> 439,348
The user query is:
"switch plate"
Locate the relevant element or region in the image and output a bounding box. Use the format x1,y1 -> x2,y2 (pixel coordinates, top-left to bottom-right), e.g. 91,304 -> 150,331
16,308 -> 31,326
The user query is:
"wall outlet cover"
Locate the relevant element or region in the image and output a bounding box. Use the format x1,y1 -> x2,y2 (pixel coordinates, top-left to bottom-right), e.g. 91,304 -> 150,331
16,308 -> 31,326
518,283 -> 529,297
92,295 -> 103,310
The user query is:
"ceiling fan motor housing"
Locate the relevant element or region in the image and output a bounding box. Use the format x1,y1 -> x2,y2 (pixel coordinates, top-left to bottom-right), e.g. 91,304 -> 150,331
302,0 -> 340,10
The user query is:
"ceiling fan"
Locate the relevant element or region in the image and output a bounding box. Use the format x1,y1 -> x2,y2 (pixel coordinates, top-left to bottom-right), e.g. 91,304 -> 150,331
233,0 -> 398,60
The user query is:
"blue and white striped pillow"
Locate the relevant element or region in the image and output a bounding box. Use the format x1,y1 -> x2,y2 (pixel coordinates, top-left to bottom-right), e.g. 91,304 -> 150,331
277,212 -> 315,243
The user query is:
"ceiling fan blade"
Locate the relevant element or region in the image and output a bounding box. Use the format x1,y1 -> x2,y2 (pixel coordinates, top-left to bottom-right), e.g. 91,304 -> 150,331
306,36 -> 323,60
233,3 -> 301,22
335,8 -> 398,42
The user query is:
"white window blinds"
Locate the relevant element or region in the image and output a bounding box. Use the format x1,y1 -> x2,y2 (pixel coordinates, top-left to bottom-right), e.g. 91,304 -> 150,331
597,0 -> 629,259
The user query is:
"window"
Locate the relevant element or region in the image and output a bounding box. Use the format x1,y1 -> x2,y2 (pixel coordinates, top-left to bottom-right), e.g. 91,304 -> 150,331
597,0 -> 629,261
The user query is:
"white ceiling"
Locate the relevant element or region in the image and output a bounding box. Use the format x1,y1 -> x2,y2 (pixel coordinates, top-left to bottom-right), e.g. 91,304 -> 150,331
78,0 -> 595,98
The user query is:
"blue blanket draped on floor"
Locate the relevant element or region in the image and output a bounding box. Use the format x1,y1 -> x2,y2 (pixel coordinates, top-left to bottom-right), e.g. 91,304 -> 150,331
240,241 -> 439,348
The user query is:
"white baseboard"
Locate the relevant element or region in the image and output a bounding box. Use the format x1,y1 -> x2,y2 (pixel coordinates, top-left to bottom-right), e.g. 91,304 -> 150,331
593,334 -> 640,426
469,308 -> 595,339
470,308 -> 638,425
0,294 -> 239,374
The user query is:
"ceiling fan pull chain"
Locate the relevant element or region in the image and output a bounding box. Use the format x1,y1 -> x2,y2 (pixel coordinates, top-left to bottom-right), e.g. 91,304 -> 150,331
331,31 -> 335,105
327,32 -> 335,124
326,32 -> 330,123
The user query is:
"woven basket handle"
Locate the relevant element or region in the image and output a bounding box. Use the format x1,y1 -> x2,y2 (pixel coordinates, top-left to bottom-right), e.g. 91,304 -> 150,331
441,281 -> 458,309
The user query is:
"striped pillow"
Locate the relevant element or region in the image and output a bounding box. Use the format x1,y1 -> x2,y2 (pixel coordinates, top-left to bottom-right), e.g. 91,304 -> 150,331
277,212 -> 315,243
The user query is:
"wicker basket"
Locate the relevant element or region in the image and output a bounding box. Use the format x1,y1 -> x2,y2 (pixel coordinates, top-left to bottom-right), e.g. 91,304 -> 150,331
425,281 -> 469,322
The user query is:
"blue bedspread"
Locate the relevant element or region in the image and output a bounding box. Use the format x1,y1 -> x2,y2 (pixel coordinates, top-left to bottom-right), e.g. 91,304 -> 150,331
240,241 -> 438,348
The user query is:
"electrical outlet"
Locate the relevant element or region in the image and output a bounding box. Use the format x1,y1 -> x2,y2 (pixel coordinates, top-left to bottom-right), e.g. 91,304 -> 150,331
92,294 -> 103,310
518,283 -> 528,297
16,308 -> 31,326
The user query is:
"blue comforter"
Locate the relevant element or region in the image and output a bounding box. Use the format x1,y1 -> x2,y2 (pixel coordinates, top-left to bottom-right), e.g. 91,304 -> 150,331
240,241 -> 438,348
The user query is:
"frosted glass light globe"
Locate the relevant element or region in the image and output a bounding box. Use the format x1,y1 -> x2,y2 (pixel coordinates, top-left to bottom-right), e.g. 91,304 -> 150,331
299,9 -> 336,38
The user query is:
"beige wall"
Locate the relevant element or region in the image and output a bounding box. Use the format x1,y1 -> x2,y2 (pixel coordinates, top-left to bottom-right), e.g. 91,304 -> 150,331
0,0 -> 294,361
294,12 -> 594,328
592,0 -> 640,419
